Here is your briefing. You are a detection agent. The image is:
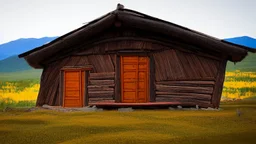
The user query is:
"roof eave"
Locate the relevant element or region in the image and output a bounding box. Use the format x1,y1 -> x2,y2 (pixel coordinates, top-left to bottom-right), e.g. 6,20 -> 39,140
18,5 -> 252,67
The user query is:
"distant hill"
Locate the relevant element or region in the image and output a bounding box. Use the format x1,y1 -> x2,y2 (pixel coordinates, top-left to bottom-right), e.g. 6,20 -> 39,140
0,37 -> 57,73
0,55 -> 32,72
0,37 -> 57,60
224,36 -> 256,72
0,69 -> 42,81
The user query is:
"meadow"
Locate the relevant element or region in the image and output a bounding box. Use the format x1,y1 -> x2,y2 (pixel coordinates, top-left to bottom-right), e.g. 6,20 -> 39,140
0,101 -> 256,144
223,71 -> 256,100
1,70 -> 256,109
0,64 -> 255,144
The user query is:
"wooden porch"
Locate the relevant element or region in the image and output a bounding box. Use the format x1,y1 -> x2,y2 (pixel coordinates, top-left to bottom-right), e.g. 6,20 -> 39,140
88,102 -> 203,108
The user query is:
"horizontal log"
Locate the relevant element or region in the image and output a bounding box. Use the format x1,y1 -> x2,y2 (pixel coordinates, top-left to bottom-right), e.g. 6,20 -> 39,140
155,97 -> 211,105
89,80 -> 114,85
155,97 -> 212,108
156,93 -> 212,101
88,84 -> 115,88
88,91 -> 114,98
90,72 -> 115,80
89,98 -> 114,103
156,85 -> 213,94
156,81 -> 215,87
89,87 -> 114,91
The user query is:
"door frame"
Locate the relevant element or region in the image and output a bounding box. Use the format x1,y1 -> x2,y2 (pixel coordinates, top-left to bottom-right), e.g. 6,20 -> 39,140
115,52 -> 155,103
59,67 -> 91,107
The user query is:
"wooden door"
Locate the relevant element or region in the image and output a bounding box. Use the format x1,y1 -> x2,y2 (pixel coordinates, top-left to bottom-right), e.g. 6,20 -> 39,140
63,70 -> 85,107
121,56 -> 149,103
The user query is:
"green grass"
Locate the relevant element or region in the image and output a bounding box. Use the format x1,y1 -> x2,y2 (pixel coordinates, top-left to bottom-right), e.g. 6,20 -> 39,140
0,69 -> 42,81
0,79 -> 40,92
0,101 -> 256,144
0,98 -> 36,110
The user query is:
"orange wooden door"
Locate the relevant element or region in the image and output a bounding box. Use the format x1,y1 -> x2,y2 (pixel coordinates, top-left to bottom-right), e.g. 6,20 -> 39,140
63,70 -> 84,107
121,56 -> 149,103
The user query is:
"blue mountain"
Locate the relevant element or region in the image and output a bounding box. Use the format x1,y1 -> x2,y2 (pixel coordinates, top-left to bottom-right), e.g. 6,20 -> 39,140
0,37 -> 57,73
224,36 -> 256,49
0,37 -> 57,60
0,55 -> 31,72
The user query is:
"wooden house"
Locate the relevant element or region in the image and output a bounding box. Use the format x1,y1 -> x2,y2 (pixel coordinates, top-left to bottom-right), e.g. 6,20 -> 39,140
19,4 -> 256,108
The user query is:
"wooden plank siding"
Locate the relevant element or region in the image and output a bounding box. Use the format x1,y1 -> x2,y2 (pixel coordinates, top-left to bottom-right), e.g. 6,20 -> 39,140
35,37 -> 224,108
211,60 -> 227,108
88,72 -> 115,103
153,49 -> 220,107
149,54 -> 156,102
153,49 -> 220,82
36,54 -> 116,106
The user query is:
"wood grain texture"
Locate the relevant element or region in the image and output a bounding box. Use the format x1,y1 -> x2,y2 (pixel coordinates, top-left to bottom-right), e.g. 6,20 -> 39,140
149,54 -> 156,102
157,93 -> 212,101
90,72 -> 115,80
154,49 -> 220,81
84,71 -> 89,106
156,85 -> 213,94
21,10 -> 249,69
115,55 -> 121,102
34,34 -> 226,108
212,60 -> 227,108
63,70 -> 83,107
156,81 -> 215,87
120,56 -> 149,103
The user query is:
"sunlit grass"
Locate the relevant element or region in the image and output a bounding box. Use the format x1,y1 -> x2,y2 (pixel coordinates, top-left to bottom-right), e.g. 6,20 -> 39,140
0,83 -> 39,102
223,71 -> 256,100
0,80 -> 38,109
0,71 -> 256,108
0,101 -> 255,144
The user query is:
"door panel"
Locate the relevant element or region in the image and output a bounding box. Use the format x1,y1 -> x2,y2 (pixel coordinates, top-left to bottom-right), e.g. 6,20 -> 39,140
123,82 -> 136,90
123,71 -> 136,79
63,70 -> 84,107
121,56 -> 149,103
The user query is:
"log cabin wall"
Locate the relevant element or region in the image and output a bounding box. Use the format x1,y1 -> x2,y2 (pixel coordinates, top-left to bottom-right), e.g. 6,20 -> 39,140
87,55 -> 115,103
36,28 -> 225,107
36,55 -> 116,106
37,56 -> 90,106
153,49 -> 221,107
36,40 -> 166,106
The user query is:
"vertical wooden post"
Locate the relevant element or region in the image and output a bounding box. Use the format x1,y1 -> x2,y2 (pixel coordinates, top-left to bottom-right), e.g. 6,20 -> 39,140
84,71 -> 89,106
212,60 -> 227,108
115,55 -> 121,102
79,70 -> 82,106
59,70 -> 64,106
149,54 -> 156,102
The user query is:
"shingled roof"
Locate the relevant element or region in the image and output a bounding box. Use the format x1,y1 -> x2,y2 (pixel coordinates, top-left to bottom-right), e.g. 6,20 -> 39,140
19,4 -> 255,68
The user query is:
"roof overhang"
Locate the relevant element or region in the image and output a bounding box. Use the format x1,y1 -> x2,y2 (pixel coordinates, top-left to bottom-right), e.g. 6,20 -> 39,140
19,4 -> 252,68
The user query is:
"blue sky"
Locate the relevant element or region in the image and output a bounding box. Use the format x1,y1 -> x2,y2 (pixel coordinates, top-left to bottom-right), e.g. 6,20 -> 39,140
0,0 -> 256,44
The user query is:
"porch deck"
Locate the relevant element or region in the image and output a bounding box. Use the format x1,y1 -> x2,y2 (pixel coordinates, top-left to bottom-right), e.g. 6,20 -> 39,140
89,102 -> 198,108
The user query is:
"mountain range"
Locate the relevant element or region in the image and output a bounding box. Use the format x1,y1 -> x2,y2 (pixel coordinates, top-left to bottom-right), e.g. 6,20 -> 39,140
0,37 -> 57,73
0,37 -> 57,60
0,36 -> 255,80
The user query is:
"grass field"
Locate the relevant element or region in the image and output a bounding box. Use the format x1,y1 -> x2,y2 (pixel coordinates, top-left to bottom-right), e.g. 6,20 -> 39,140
1,70 -> 255,109
0,69 -> 41,81
0,101 -> 256,144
